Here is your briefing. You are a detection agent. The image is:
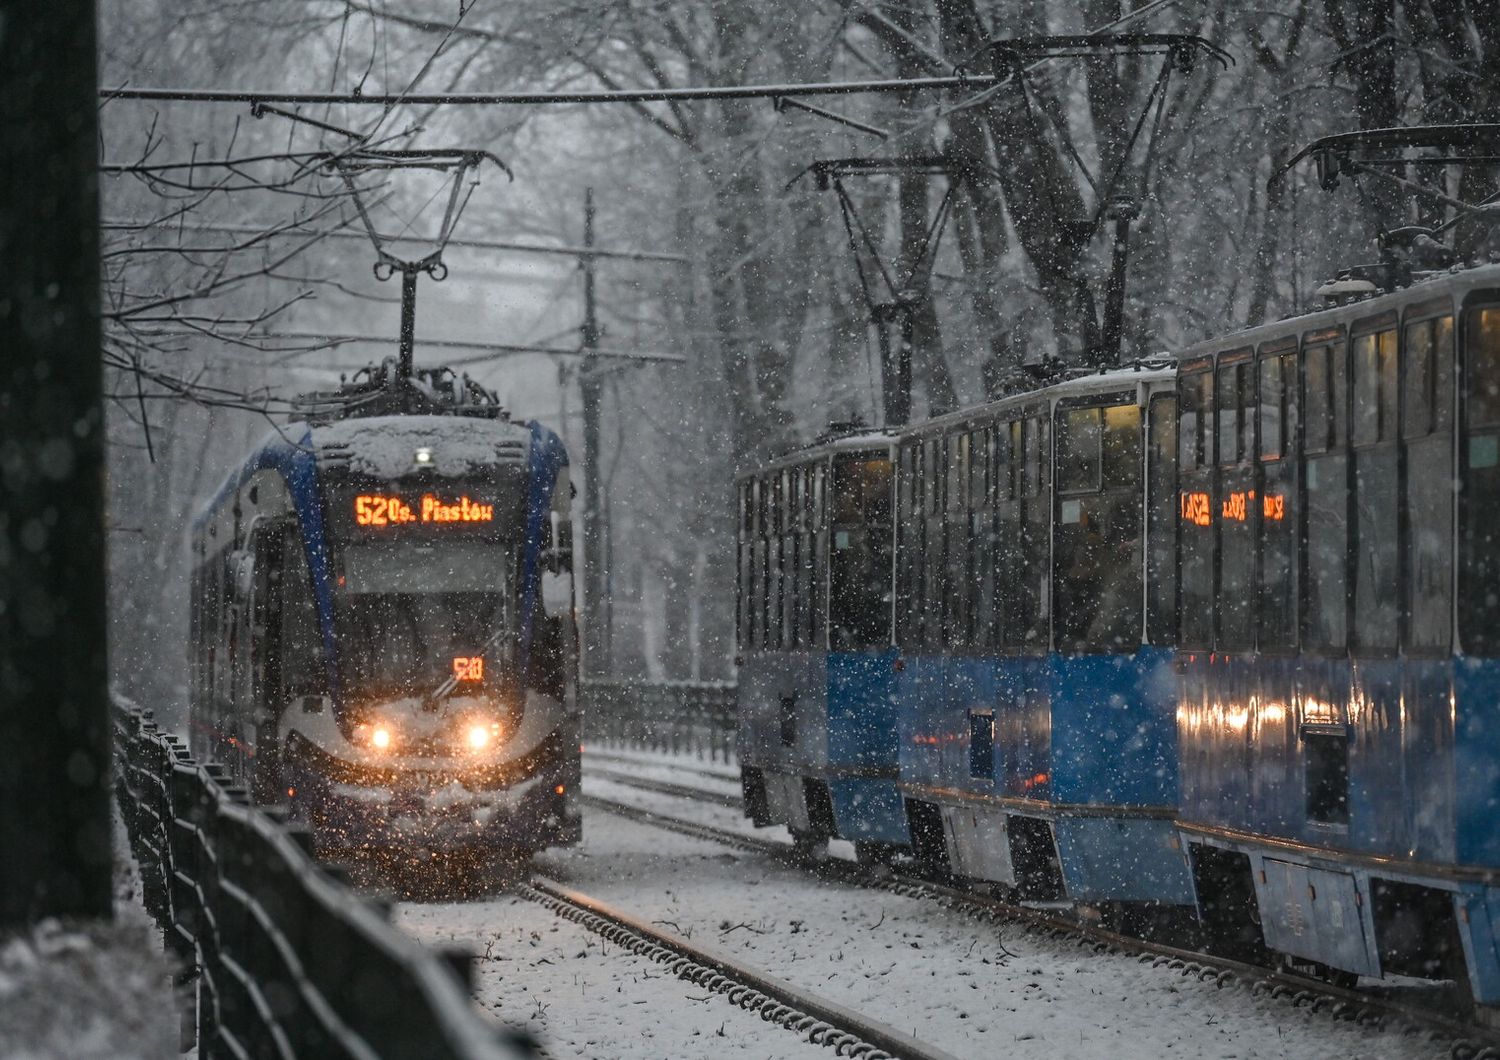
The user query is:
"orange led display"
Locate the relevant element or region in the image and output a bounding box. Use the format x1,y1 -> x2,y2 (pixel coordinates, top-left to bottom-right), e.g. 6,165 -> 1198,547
453,656 -> 484,682
1180,490 -> 1211,526
1262,492 -> 1286,521
354,494 -> 494,527
1222,491 -> 1248,522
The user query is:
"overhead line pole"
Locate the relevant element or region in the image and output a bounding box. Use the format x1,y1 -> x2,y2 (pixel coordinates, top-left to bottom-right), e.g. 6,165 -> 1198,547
579,189 -> 610,679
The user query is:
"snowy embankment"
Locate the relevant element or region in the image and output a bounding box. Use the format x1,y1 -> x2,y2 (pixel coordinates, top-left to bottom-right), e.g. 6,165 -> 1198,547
0,806 -> 179,1059
394,750 -> 1448,1060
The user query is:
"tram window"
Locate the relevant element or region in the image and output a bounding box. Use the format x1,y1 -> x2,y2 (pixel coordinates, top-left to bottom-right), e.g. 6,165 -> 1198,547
1461,305 -> 1500,653
1469,307 -> 1500,429
949,434 -> 967,513
1305,730 -> 1350,825
1178,370 -> 1211,468
1406,315 -> 1456,655
1146,395 -> 1178,645
1054,402 -> 1142,653
1023,417 -> 1041,497
1304,345 -> 1330,453
829,454 -> 894,649
969,429 -> 987,505
1352,330 -> 1398,447
279,524 -> 323,696
996,421 -> 1016,501
1217,364 -> 1241,465
1404,320 -> 1435,438
1435,316 -> 1455,430
1057,407 -> 1102,493
1103,404 -> 1141,485
1004,415 -> 1048,650
1259,355 -> 1282,459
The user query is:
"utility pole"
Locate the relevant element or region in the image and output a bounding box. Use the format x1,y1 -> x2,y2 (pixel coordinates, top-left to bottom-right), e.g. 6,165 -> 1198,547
0,0 -> 112,924
579,188 -> 611,677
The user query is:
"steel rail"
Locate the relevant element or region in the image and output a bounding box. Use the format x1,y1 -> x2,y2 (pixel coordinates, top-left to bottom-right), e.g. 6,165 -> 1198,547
100,74 -> 998,107
585,766 -> 741,808
583,786 -> 1500,1058
519,875 -> 961,1060
583,747 -> 740,785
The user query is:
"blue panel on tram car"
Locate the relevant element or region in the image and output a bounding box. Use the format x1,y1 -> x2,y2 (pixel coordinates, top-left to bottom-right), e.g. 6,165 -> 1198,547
1456,657 -> 1500,868
825,649 -> 907,843
897,653 -> 962,795
826,649 -> 899,766
1048,647 -> 1176,807
1403,657 -> 1455,863
1348,657 -> 1407,855
999,656 -> 1051,800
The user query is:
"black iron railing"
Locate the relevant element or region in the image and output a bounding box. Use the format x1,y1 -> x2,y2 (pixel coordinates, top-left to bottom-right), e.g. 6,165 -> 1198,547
112,699 -> 532,1060
579,680 -> 737,763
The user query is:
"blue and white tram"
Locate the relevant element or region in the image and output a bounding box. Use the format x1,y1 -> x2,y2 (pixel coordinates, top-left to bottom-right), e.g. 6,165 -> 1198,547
188,371 -> 581,857
1170,263 -> 1500,1004
892,368 -> 1193,912
735,429 -> 908,856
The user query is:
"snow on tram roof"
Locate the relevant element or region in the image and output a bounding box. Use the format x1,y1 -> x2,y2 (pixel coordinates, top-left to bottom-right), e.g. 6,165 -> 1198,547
312,414 -> 533,479
739,428 -> 896,478
901,362 -> 1174,439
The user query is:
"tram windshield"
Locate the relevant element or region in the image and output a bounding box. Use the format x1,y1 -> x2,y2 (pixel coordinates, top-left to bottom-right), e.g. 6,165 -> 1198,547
334,540 -> 514,699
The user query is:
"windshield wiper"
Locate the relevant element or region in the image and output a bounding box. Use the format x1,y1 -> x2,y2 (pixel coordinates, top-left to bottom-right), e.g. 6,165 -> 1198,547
422,625 -> 507,712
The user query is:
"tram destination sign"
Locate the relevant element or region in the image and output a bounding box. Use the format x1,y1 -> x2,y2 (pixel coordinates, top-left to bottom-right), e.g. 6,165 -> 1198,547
328,480 -> 519,540
354,493 -> 495,526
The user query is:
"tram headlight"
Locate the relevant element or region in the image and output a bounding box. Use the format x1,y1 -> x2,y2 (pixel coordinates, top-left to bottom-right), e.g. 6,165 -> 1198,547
371,726 -> 392,751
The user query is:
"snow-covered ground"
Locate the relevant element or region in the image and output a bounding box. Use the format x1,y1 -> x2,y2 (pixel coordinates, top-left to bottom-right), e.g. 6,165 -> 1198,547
0,806 -> 180,1060
392,751 -> 1448,1060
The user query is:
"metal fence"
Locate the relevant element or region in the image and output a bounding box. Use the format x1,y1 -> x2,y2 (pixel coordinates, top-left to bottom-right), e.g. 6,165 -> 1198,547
579,680 -> 738,763
112,699 -> 532,1060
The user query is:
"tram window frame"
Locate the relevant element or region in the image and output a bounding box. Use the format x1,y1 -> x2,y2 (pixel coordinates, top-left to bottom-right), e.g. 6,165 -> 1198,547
1176,366 -> 1216,650
945,431 -> 969,646
1302,333 -> 1350,653
995,421 -> 1017,502
1057,406 -> 1104,494
1350,324 -> 1401,652
895,444 -> 919,648
1216,355 -> 1257,651
1257,347 -> 1298,651
1178,368 -> 1212,470
1146,393 -> 1178,645
1053,398 -> 1143,654
1403,310 -> 1455,655
1468,305 -> 1500,429
1216,361 -> 1241,466
1303,341 -> 1348,454
969,428 -> 987,506
1402,313 -> 1454,439
1351,327 -> 1398,448
1460,302 -> 1500,653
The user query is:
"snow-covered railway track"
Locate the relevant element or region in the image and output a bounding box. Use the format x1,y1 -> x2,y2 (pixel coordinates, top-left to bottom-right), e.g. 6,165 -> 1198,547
517,874 -> 959,1060
584,787 -> 1500,1059
583,748 -> 737,786
585,767 -> 741,808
